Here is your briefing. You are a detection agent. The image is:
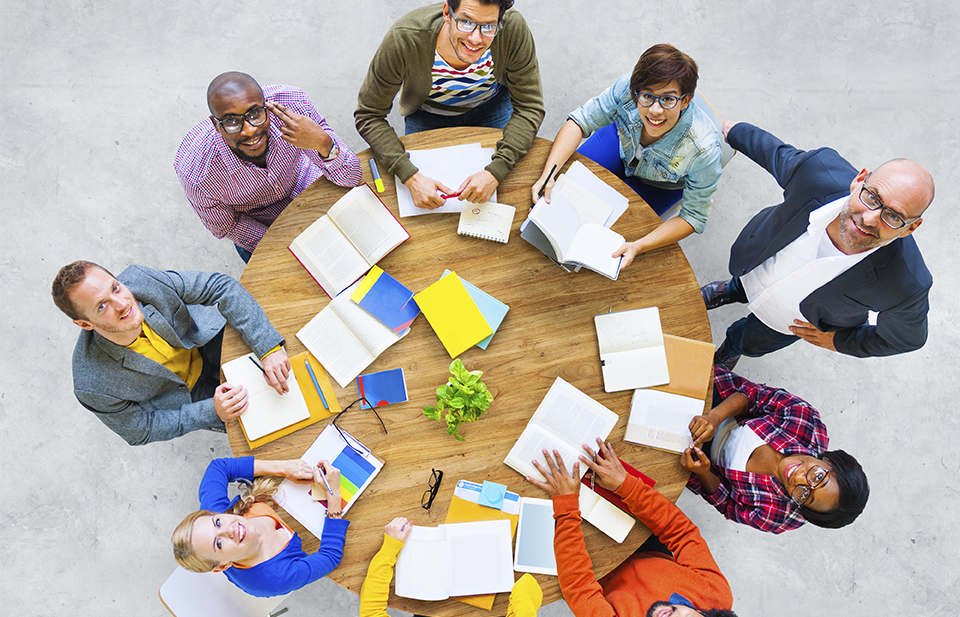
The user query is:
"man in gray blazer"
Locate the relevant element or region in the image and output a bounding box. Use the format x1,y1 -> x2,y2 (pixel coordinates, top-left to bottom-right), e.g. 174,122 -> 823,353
52,261 -> 290,445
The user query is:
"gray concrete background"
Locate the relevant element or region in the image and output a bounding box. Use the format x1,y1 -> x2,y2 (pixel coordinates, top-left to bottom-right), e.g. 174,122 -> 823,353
2,0 -> 958,614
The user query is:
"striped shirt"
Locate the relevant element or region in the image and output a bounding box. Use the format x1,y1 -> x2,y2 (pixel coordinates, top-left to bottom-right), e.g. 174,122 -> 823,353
175,84 -> 362,252
420,50 -> 502,116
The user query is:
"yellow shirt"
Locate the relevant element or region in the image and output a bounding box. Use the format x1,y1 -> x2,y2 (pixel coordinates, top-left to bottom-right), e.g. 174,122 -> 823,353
126,322 -> 204,390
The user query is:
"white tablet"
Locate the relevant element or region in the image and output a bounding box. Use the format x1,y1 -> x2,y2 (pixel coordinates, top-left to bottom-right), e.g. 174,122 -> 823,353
513,497 -> 558,576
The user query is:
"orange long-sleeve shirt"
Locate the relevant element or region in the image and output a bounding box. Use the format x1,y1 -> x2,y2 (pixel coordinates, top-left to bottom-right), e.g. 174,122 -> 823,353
553,474 -> 733,616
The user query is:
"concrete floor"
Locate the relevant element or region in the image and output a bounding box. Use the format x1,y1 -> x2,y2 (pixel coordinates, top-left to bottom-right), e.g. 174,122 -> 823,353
2,0 -> 958,615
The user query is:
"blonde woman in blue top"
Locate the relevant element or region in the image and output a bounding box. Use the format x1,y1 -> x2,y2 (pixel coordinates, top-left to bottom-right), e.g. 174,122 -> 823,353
532,44 -> 723,268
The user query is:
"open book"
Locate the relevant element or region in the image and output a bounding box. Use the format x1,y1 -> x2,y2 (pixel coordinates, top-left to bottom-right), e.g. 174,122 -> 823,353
523,176 -> 625,279
296,280 -> 408,388
221,353 -> 311,441
504,377 -> 619,481
625,389 -> 704,454
395,520 -> 514,601
595,307 -> 670,392
289,184 -> 409,298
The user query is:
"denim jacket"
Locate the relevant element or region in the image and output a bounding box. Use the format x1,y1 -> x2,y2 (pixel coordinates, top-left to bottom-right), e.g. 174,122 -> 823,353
568,73 -> 723,233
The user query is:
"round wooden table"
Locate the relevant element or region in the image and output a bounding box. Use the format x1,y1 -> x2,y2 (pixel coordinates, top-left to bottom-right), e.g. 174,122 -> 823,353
222,127 -> 711,616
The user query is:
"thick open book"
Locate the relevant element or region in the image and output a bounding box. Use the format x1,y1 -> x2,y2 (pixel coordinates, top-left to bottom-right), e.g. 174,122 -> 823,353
524,176 -> 625,279
296,280 -> 408,388
504,377 -> 619,481
289,184 -> 409,298
221,353 -> 311,441
595,307 -> 670,392
395,520 -> 514,601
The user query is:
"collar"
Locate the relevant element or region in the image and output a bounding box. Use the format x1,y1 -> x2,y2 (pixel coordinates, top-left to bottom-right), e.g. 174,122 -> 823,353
669,593 -> 696,610
807,195 -> 847,231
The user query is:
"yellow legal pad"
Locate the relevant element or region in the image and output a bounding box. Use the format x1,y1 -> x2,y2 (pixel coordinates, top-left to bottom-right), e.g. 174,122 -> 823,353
414,271 -> 492,358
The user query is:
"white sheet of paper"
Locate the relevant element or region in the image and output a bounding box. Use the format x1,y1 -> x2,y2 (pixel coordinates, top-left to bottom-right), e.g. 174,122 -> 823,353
564,160 -> 630,227
396,143 -> 497,216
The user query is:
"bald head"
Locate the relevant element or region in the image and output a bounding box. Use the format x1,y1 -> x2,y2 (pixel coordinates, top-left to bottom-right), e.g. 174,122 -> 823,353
206,72 -> 263,115
872,158 -> 935,218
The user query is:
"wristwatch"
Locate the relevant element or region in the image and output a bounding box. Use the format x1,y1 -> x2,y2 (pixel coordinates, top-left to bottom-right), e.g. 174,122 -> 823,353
320,142 -> 339,161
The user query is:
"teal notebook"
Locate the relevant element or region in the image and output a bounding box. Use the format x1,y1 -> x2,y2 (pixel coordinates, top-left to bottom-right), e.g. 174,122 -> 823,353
441,270 -> 509,349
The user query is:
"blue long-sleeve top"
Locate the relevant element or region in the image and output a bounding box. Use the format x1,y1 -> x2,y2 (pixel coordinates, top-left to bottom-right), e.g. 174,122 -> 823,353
197,457 -> 350,597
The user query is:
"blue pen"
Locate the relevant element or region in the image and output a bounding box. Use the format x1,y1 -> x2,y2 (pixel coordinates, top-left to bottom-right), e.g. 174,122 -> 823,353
304,359 -> 329,409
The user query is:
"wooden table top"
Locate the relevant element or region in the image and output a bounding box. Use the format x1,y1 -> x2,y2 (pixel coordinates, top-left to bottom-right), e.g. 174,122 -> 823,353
222,127 -> 712,616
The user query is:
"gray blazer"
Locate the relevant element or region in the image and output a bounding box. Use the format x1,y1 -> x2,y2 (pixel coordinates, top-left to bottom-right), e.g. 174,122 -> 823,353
72,265 -> 284,445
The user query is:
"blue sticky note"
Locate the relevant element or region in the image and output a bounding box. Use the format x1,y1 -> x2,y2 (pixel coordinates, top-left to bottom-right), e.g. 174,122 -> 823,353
479,480 -> 506,509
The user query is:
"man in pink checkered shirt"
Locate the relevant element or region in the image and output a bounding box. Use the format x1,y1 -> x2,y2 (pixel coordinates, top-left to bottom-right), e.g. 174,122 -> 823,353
176,72 -> 362,262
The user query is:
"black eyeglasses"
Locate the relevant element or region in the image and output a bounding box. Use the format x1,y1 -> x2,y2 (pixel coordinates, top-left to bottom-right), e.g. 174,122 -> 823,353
214,105 -> 268,134
449,7 -> 502,38
332,397 -> 387,456
421,468 -> 444,510
635,92 -> 682,110
858,178 -> 915,229
790,465 -> 832,508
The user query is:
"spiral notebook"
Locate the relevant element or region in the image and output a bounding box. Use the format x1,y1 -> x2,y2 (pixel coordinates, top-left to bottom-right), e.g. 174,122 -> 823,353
457,201 -> 516,244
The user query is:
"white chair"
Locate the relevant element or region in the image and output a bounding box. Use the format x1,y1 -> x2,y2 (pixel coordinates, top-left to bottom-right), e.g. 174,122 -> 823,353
658,90 -> 736,222
159,567 -> 289,617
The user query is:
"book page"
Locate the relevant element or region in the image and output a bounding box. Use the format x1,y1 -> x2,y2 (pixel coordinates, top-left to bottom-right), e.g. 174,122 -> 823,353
395,526 -> 450,601
505,378 -> 618,481
328,185 -> 408,264
624,389 -> 703,453
329,288 -> 405,359
289,216 -> 370,296
564,160 -> 630,227
221,354 -> 311,441
296,306 -> 375,389
444,520 -> 514,597
563,222 -> 625,279
579,488 -> 635,543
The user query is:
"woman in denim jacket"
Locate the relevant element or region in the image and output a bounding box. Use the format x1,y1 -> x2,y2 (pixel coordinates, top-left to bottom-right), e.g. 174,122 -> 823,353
532,44 -> 723,268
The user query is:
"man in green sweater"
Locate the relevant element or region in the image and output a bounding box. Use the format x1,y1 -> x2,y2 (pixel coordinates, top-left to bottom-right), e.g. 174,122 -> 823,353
355,1 -> 544,210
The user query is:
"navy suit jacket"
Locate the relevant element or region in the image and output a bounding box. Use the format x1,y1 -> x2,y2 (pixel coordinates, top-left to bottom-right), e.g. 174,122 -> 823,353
72,266 -> 284,445
727,123 -> 931,357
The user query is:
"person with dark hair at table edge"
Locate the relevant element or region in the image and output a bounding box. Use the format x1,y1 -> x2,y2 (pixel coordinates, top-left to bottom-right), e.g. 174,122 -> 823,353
355,0 -> 544,210
359,517 -> 543,617
532,43 -> 723,269
52,261 -> 290,445
525,440 -> 737,617
681,367 -> 869,534
172,457 -> 348,597
701,121 -> 934,369
176,71 -> 362,262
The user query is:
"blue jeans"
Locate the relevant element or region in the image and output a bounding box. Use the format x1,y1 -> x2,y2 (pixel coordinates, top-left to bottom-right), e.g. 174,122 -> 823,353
404,86 -> 513,135
235,244 -> 252,263
576,123 -> 684,216
721,277 -> 800,357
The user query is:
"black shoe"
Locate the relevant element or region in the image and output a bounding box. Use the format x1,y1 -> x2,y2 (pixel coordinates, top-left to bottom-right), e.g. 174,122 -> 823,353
701,280 -> 735,310
714,341 -> 741,371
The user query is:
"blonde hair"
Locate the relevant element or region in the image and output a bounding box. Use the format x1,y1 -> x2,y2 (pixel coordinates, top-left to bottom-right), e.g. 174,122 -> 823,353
171,476 -> 283,573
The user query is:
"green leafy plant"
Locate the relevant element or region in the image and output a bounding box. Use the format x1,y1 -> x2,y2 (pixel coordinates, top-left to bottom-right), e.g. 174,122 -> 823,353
423,359 -> 493,441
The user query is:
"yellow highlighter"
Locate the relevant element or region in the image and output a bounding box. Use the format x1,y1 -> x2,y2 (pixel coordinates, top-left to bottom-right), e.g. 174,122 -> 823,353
369,158 -> 385,193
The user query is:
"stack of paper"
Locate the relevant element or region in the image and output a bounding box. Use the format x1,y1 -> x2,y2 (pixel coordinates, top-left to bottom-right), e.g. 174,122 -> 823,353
396,143 -> 496,217
441,270 -> 508,350
350,266 -> 420,334
414,272 -> 493,358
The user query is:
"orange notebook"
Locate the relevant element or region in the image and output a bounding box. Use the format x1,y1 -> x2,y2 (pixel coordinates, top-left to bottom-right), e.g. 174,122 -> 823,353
444,480 -> 520,610
651,334 -> 715,403
242,351 -> 340,449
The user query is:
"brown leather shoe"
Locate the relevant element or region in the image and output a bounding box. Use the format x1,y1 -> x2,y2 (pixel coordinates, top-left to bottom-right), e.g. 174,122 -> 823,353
714,340 -> 741,371
701,280 -> 735,310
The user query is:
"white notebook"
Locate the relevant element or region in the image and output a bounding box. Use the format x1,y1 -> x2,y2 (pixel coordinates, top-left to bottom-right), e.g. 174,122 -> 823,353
457,201 -> 516,243
395,520 -> 514,600
625,389 -> 703,453
595,307 -> 670,392
221,353 -> 311,441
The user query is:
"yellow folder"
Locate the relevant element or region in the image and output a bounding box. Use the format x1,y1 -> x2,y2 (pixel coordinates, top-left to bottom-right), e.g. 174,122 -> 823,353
414,272 -> 492,358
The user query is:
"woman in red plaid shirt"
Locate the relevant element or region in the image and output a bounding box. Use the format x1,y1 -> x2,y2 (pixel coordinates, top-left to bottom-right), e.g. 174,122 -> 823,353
682,367 -> 869,534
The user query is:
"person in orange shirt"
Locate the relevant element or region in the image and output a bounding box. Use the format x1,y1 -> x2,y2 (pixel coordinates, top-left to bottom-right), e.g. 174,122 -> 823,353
526,439 -> 737,617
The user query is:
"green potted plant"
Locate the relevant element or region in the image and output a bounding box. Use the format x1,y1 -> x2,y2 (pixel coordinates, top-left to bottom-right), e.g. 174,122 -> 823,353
423,359 -> 493,441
